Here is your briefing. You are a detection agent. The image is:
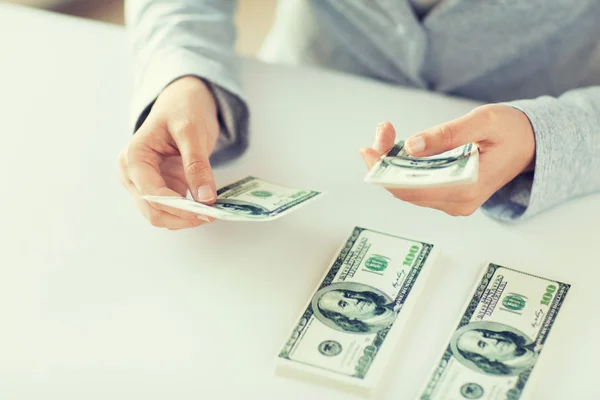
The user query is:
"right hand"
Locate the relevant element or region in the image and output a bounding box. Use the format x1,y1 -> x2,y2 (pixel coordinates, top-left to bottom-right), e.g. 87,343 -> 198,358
360,105 -> 536,216
118,76 -> 220,229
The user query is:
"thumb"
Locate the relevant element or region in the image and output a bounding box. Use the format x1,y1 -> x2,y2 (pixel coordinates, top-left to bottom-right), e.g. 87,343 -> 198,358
404,111 -> 487,157
172,121 -> 217,204
372,121 -> 396,154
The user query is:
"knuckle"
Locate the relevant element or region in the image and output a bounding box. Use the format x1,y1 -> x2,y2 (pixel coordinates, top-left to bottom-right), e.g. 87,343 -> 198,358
126,144 -> 155,172
147,208 -> 164,227
169,208 -> 186,219
448,204 -> 478,217
445,208 -> 463,217
171,119 -> 198,139
437,123 -> 456,149
456,189 -> 478,203
191,219 -> 206,227
185,159 -> 211,177
126,144 -> 142,164
117,149 -> 128,169
205,118 -> 219,140
391,191 -> 417,202
392,188 -> 437,203
402,194 -> 421,202
474,104 -> 498,127
118,172 -> 128,188
462,205 -> 479,216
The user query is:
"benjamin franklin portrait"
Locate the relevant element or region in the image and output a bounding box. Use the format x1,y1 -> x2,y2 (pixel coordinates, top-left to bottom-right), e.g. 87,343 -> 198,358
451,321 -> 538,376
312,282 -> 398,334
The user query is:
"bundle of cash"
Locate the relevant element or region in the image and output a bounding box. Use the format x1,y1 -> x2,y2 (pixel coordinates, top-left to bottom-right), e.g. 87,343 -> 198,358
144,176 -> 322,222
364,141 -> 479,188
276,227 -> 439,397
418,263 -> 571,400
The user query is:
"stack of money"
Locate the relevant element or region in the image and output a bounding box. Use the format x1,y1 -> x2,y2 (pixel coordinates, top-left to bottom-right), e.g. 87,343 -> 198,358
144,176 -> 322,221
277,253 -> 571,399
364,141 -> 479,188
143,166 -> 572,399
276,227 -> 439,397
418,263 -> 570,400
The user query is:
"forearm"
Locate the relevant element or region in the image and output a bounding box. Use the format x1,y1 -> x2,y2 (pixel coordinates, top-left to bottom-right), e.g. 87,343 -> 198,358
126,0 -> 249,164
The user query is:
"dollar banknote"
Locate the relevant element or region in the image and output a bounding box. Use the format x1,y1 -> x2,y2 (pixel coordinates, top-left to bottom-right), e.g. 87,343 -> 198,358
419,263 -> 571,400
276,227 -> 439,396
143,176 -> 322,221
364,141 -> 479,188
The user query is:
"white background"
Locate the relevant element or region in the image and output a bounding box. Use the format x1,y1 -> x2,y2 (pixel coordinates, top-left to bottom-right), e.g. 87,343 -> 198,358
1,4 -> 599,399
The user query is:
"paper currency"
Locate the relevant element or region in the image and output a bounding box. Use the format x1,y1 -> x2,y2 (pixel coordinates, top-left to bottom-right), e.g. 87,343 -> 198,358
276,227 -> 439,396
143,176 -> 322,221
419,263 -> 571,400
364,141 -> 479,188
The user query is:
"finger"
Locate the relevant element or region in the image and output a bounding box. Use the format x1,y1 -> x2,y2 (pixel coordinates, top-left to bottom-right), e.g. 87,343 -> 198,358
404,109 -> 489,157
407,200 -> 449,212
170,119 -> 217,204
120,155 -> 212,223
127,143 -> 181,198
126,143 -> 209,218
387,192 -> 480,216
123,175 -> 210,227
123,174 -> 209,228
410,200 -> 479,217
145,198 -> 215,223
161,167 -> 191,197
142,201 -> 209,228
388,187 -> 482,216
386,185 -> 477,203
360,147 -> 381,170
373,121 -> 396,154
146,199 -> 215,222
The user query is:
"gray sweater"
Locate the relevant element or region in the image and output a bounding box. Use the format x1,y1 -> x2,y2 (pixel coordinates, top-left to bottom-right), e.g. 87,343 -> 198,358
126,0 -> 600,222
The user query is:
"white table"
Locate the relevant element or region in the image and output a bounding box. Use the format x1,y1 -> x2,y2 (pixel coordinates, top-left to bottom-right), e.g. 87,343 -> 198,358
1,4 -> 599,399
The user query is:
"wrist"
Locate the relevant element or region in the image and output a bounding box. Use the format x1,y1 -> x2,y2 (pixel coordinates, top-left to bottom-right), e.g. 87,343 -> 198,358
166,75 -> 218,119
503,105 -> 536,174
517,111 -> 537,173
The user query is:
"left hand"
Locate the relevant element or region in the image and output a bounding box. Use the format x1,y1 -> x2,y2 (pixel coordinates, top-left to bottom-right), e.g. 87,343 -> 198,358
118,76 -> 219,229
360,104 -> 536,216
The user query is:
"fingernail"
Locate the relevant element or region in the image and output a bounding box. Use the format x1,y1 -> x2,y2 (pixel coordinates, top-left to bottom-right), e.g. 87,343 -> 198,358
197,215 -> 211,222
197,185 -> 215,202
373,122 -> 385,148
376,122 -> 385,137
405,136 -> 425,154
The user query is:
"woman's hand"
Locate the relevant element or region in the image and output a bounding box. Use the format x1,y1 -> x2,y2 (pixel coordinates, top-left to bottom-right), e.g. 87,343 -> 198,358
118,76 -> 219,229
360,104 -> 536,216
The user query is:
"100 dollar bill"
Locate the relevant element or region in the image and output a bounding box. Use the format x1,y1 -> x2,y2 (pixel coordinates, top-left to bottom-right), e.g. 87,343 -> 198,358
276,227 -> 439,396
144,176 -> 322,221
364,141 -> 478,188
419,263 -> 571,400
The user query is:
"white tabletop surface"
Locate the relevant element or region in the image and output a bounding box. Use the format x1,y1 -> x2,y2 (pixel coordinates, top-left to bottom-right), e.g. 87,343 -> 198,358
1,4 -> 599,399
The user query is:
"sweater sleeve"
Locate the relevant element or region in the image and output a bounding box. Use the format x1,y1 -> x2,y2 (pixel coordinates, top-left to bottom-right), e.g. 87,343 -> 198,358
482,86 -> 600,221
125,0 -> 250,164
